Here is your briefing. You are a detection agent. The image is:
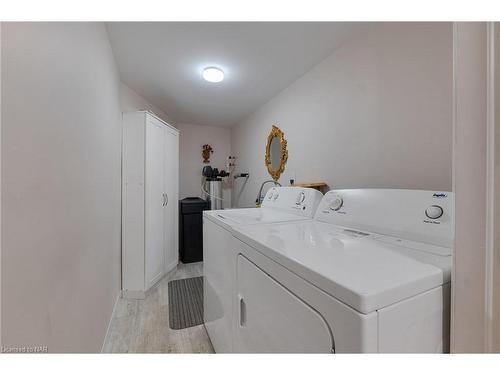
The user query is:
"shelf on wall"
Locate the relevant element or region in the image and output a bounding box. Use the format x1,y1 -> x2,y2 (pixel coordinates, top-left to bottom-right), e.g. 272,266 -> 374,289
294,182 -> 328,192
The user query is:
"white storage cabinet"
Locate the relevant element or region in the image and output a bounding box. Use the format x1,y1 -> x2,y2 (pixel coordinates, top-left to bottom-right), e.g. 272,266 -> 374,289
122,111 -> 179,298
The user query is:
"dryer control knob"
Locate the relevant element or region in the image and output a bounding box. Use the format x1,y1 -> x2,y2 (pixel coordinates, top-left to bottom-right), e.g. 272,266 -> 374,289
329,195 -> 343,211
425,205 -> 443,219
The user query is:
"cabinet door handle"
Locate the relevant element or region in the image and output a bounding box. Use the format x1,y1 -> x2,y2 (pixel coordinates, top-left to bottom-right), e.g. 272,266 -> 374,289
238,294 -> 246,327
165,193 -> 169,206
162,193 -> 166,206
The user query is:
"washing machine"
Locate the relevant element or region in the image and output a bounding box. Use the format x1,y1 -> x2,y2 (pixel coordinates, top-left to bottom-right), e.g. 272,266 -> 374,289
203,186 -> 323,352
231,189 -> 453,353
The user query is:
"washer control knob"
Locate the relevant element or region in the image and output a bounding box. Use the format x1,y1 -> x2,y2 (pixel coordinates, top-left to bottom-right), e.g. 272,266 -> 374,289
329,195 -> 343,211
425,205 -> 443,220
296,191 -> 306,205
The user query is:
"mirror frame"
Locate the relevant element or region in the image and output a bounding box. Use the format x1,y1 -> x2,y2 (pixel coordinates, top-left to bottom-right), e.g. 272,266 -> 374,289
265,125 -> 288,181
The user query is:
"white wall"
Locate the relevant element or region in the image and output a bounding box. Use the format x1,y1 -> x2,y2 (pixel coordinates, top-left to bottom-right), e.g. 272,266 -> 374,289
1,23 -> 122,352
120,82 -> 175,126
178,123 -> 232,208
231,23 -> 453,208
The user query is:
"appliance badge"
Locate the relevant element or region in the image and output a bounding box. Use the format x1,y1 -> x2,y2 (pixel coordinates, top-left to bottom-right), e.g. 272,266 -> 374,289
423,219 -> 441,225
432,192 -> 447,199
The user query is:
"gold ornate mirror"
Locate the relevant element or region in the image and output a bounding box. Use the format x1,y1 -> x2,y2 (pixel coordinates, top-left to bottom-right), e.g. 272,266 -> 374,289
265,125 -> 288,181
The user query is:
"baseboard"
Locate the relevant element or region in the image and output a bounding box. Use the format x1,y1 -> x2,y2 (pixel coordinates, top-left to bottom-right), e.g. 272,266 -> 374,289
121,289 -> 146,299
101,292 -> 120,353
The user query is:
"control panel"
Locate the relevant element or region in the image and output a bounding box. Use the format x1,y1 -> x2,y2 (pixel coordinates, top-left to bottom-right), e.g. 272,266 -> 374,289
314,189 -> 454,248
261,187 -> 323,218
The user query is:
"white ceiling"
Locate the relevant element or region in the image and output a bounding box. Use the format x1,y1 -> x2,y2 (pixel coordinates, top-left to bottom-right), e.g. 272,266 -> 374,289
106,22 -> 365,127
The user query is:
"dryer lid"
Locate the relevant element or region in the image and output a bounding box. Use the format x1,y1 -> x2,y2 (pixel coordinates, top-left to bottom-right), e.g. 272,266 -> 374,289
233,220 -> 450,314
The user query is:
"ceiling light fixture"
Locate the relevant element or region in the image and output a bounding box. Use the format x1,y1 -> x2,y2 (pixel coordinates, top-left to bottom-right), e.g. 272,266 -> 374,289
202,67 -> 224,83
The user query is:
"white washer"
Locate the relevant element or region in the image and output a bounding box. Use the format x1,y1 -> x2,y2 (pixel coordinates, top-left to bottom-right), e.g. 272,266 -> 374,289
231,189 -> 454,353
203,187 -> 323,352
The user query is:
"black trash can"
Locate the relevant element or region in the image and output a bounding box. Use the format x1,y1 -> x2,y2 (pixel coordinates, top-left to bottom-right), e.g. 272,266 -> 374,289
179,197 -> 209,263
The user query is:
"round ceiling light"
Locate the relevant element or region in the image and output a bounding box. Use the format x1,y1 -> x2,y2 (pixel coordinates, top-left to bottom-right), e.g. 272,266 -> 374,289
202,67 -> 224,83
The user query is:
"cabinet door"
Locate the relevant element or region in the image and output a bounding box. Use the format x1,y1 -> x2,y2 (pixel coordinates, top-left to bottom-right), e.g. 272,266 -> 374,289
163,128 -> 179,272
145,119 -> 166,289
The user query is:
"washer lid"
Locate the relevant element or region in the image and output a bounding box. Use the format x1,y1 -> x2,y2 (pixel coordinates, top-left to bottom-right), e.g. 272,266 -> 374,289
203,187 -> 323,231
203,207 -> 311,231
233,220 -> 451,314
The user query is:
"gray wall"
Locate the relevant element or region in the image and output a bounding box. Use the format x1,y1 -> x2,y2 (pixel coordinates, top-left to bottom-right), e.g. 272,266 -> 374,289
1,23 -> 122,352
231,23 -> 453,207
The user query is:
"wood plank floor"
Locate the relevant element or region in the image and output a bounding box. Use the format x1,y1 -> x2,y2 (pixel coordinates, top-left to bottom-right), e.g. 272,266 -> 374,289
102,262 -> 215,353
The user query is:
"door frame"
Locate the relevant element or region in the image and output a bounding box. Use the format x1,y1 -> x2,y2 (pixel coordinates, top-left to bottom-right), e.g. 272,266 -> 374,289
485,21 -> 498,353
451,21 -> 499,353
